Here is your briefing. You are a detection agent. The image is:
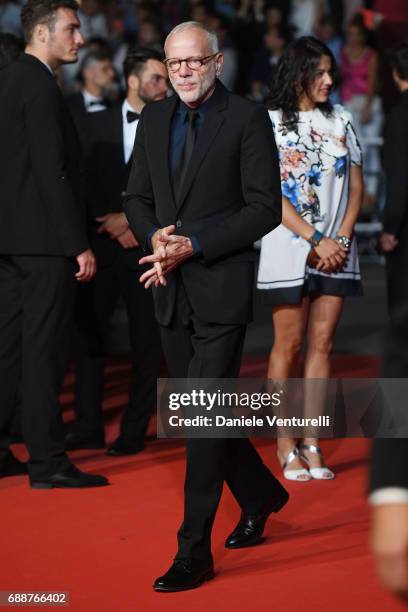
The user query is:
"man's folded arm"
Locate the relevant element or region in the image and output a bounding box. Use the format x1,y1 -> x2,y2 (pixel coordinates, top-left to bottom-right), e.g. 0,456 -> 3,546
123,114 -> 160,251
195,105 -> 282,264
25,85 -> 89,255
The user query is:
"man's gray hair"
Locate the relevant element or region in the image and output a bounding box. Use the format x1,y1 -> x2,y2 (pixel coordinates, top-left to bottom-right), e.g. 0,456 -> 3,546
164,21 -> 219,55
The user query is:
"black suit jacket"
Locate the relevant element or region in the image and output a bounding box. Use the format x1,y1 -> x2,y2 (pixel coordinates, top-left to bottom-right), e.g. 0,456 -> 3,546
124,81 -> 282,325
65,91 -> 103,154
0,54 -> 88,256
85,105 -> 140,269
382,90 -> 408,238
370,439 -> 408,492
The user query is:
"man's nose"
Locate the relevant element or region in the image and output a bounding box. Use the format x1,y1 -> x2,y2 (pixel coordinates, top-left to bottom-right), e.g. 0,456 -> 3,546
178,60 -> 192,77
76,31 -> 85,46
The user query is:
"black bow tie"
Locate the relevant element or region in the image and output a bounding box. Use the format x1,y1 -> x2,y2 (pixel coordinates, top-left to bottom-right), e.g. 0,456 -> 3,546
127,110 -> 140,123
88,99 -> 105,107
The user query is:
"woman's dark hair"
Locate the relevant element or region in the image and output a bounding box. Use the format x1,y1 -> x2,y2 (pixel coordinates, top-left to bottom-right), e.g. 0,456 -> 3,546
346,13 -> 375,49
267,36 -> 337,128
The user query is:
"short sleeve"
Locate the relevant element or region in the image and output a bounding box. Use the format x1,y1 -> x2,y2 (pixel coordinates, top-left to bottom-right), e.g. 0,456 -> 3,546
337,105 -> 363,167
268,109 -> 278,131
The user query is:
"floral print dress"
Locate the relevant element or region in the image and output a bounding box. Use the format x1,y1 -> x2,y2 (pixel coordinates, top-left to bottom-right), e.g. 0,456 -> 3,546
257,105 -> 363,305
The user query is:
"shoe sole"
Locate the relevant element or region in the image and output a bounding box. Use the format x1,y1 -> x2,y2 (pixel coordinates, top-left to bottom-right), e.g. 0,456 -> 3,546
225,536 -> 266,549
153,570 -> 215,592
30,481 -> 109,489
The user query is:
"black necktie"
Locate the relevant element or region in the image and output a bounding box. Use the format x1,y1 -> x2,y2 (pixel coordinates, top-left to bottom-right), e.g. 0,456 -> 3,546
127,110 -> 140,123
174,109 -> 199,195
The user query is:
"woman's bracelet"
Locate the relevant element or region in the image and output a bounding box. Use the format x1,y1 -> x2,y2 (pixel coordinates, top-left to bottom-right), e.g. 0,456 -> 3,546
335,235 -> 351,250
307,230 -> 324,247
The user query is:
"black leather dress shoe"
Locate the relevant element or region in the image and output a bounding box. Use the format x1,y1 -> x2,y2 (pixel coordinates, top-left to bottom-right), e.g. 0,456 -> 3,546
107,437 -> 144,456
0,452 -> 28,478
225,490 -> 289,549
153,559 -> 214,592
65,432 -> 106,451
30,465 -> 109,489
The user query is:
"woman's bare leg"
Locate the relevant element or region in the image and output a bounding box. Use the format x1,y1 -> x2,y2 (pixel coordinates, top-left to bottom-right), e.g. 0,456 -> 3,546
268,298 -> 309,476
302,294 -> 344,469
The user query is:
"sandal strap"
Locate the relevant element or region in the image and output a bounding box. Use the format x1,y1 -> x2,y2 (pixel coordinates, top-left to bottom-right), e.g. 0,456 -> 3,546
282,447 -> 300,470
299,443 -> 322,455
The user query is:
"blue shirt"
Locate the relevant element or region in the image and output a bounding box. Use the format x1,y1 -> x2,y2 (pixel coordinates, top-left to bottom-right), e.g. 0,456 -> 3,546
149,94 -> 213,255
169,97 -> 211,173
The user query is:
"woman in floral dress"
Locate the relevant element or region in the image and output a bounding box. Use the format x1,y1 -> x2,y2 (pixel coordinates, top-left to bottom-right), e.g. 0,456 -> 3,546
258,37 -> 363,481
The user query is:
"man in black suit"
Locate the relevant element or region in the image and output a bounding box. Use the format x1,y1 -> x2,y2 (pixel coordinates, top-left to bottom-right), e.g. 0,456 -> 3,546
370,439 -> 408,601
0,0 -> 107,488
124,21 -> 288,591
379,42 -> 408,377
65,48 -> 115,151
380,43 -> 408,377
370,42 -> 408,602
66,48 -> 168,454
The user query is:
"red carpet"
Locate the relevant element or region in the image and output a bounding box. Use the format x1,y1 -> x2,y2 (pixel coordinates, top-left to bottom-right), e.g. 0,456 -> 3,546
2,355 -> 406,611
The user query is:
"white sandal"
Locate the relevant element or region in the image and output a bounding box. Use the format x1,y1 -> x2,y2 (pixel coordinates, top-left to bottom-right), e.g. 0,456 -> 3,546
281,447 -> 312,482
299,444 -> 335,480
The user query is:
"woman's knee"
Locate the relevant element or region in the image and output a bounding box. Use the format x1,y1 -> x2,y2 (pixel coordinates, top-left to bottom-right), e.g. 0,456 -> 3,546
308,332 -> 333,356
274,333 -> 303,360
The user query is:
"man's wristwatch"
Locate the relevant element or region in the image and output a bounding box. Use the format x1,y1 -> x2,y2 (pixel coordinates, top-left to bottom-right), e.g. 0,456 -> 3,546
335,235 -> 351,250
307,230 -> 324,247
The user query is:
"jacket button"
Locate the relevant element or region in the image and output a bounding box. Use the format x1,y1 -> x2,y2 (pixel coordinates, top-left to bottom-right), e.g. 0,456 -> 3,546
176,219 -> 182,228
121,191 -> 127,197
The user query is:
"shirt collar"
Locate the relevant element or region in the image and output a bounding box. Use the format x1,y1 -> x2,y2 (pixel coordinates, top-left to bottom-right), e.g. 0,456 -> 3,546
38,58 -> 54,75
122,99 -> 140,117
176,94 -> 213,122
82,89 -> 104,105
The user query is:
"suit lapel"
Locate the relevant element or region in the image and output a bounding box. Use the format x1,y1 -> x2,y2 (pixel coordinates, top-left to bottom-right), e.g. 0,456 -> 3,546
112,105 -> 125,167
150,95 -> 178,210
176,81 -> 228,210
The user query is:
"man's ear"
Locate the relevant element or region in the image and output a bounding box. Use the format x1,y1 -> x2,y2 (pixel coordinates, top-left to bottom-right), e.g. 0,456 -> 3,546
215,52 -> 224,79
128,74 -> 140,93
35,23 -> 50,45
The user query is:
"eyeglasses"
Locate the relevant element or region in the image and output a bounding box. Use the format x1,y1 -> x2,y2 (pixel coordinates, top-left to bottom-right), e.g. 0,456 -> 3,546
163,54 -> 218,73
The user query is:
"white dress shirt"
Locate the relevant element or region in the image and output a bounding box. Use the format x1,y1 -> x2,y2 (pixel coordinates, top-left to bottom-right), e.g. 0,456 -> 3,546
122,100 -> 139,165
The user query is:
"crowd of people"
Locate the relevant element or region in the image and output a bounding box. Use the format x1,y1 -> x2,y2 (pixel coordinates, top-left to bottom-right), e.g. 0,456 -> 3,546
0,0 -> 407,602
2,0 -> 406,216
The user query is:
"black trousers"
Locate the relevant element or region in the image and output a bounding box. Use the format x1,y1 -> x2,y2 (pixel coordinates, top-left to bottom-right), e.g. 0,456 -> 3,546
74,257 -> 161,442
0,255 -> 74,479
160,281 -> 286,561
383,248 -> 408,376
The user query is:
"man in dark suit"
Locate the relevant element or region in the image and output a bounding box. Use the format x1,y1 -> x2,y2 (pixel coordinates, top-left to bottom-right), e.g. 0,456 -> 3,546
371,42 -> 408,603
379,42 -> 408,377
65,48 -> 115,151
370,439 -> 408,601
66,48 -> 168,454
124,21 -> 288,591
0,0 -> 107,488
